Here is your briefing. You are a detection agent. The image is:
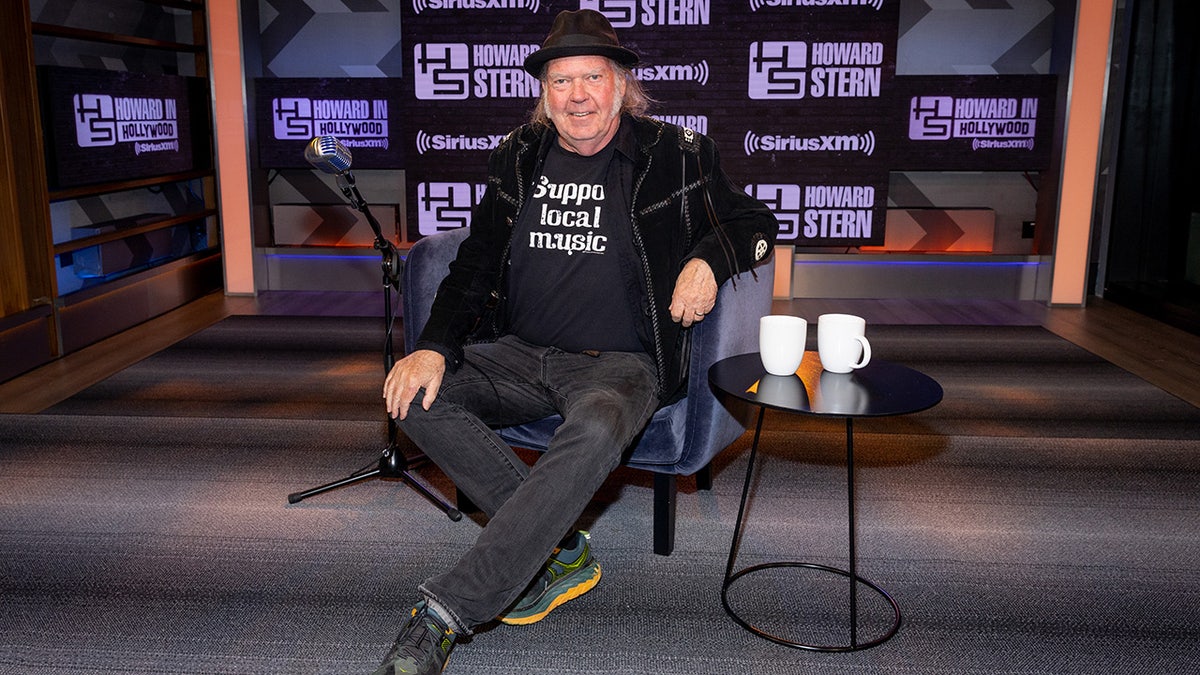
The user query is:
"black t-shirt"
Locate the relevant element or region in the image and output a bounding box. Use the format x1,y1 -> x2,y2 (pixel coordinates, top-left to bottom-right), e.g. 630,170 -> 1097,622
505,139 -> 643,353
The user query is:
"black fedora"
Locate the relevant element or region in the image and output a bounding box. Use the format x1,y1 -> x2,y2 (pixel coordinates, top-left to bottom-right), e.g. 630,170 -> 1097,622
523,9 -> 639,77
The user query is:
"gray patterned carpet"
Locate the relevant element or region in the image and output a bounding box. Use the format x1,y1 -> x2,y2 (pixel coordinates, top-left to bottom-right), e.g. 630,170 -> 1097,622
3,317 -> 1199,673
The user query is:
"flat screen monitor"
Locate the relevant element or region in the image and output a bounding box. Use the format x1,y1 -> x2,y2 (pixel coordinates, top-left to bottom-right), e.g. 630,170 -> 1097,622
39,66 -> 204,189
255,78 -> 404,169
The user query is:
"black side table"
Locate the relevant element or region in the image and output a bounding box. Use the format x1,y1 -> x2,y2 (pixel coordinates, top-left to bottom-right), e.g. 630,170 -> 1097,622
709,351 -> 943,652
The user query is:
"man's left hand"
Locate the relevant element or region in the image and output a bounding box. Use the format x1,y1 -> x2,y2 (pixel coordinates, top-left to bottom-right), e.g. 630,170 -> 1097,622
670,258 -> 718,327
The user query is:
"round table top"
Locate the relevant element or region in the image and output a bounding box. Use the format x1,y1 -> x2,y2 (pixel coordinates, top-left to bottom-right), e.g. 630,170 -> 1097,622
708,352 -> 943,418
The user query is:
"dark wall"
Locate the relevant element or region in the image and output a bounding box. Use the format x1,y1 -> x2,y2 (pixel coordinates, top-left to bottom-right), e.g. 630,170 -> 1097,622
1104,0 -> 1200,333
247,0 -> 1064,255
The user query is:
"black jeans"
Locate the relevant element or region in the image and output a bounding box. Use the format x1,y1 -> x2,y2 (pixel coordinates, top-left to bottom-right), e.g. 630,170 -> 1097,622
398,335 -> 658,632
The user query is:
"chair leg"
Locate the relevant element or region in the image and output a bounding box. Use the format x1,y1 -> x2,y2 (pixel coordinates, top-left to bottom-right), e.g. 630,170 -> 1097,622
695,462 -> 713,491
653,473 -> 677,556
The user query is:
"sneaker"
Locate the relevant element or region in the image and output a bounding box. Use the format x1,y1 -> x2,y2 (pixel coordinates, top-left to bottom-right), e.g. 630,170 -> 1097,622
373,601 -> 456,675
499,531 -> 601,626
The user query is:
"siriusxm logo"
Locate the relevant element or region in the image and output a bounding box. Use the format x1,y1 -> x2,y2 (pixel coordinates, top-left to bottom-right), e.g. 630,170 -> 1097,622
272,97 -> 389,141
414,43 -> 540,100
743,130 -> 876,156
749,41 -> 883,99
635,59 -> 709,86
415,130 -> 507,155
74,93 -> 180,154
580,0 -> 710,27
417,182 -> 486,235
412,0 -> 540,14
749,0 -> 883,11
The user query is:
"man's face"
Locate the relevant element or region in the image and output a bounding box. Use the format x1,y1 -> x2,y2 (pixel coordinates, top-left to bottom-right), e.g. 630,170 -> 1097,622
543,55 -> 625,156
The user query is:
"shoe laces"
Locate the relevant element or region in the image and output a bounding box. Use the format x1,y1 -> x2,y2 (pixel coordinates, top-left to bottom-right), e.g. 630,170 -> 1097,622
390,602 -> 455,663
543,531 -> 590,579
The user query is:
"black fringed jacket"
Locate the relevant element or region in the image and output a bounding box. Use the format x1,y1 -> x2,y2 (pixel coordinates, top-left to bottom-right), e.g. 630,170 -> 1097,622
415,114 -> 778,405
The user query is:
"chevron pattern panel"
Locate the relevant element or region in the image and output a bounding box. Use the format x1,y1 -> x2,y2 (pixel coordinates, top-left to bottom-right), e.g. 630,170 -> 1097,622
267,169 -> 405,246
897,0 -> 1056,75
32,0 -> 195,73
863,208 -> 996,252
258,0 -> 402,77
888,170 -> 1039,254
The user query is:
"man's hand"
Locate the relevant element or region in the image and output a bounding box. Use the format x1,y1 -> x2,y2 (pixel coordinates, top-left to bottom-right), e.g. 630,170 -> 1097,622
669,258 -> 718,328
383,349 -> 446,420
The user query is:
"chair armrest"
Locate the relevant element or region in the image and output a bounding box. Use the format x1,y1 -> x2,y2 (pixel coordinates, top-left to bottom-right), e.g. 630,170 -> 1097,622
401,228 -> 470,354
673,255 -> 776,473
689,255 -> 776,387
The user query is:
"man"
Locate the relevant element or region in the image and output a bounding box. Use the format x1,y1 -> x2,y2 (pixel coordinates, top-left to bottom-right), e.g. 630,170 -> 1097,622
376,9 -> 777,674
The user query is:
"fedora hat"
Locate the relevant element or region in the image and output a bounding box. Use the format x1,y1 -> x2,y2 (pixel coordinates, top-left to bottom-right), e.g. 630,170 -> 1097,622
523,9 -> 639,77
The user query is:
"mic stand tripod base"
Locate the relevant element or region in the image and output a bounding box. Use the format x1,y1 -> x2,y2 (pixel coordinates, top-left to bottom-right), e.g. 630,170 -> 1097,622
287,446 -> 463,522
287,164 -> 461,521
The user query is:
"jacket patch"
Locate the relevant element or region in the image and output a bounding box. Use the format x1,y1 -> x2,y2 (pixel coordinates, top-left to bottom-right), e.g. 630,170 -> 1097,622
753,233 -> 770,261
678,126 -> 701,155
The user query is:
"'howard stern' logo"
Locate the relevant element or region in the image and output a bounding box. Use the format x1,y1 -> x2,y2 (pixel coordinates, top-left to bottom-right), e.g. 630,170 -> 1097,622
743,129 -> 876,156
653,115 -> 708,135
746,184 -> 802,240
412,0 -> 540,14
417,182 -> 486,236
749,0 -> 883,11
580,0 -> 710,27
748,183 -> 876,242
272,98 -> 389,142
414,43 -> 540,100
74,93 -> 179,151
749,41 -> 883,99
415,130 -> 506,154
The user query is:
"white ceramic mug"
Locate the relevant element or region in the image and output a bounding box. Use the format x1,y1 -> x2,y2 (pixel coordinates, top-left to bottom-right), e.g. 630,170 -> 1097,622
759,315 -> 807,376
817,313 -> 872,374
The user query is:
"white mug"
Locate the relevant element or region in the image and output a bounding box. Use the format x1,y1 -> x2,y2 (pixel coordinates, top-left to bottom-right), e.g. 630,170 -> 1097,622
817,313 -> 872,374
759,315 -> 807,376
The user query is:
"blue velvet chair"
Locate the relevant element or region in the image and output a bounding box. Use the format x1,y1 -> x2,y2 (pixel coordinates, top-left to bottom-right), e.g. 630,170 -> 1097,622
401,227 -> 775,555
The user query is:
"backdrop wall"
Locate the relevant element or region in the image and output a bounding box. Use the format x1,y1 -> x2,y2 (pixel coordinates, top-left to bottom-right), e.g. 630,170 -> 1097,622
234,0 -> 1095,301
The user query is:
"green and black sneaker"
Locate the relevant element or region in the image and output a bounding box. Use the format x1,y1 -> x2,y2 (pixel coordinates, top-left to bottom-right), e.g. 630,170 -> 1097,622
373,601 -> 456,675
499,530 -> 601,626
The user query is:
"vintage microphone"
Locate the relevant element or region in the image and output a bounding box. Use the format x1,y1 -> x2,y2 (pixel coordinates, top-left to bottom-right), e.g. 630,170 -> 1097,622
303,134 -> 353,175
301,136 -> 399,287
288,136 -> 461,521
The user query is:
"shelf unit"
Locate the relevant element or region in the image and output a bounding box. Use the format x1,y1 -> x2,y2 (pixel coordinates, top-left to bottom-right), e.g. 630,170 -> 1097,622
0,0 -> 222,382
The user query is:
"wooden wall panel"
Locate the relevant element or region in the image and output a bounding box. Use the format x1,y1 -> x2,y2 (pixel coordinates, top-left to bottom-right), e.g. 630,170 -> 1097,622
0,0 -> 55,318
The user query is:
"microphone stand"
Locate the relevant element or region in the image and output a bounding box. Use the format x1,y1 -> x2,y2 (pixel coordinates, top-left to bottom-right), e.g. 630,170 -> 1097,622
287,170 -> 461,521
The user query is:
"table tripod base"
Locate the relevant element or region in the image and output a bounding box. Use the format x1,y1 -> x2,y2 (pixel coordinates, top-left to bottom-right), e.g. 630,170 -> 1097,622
722,561 -> 901,652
